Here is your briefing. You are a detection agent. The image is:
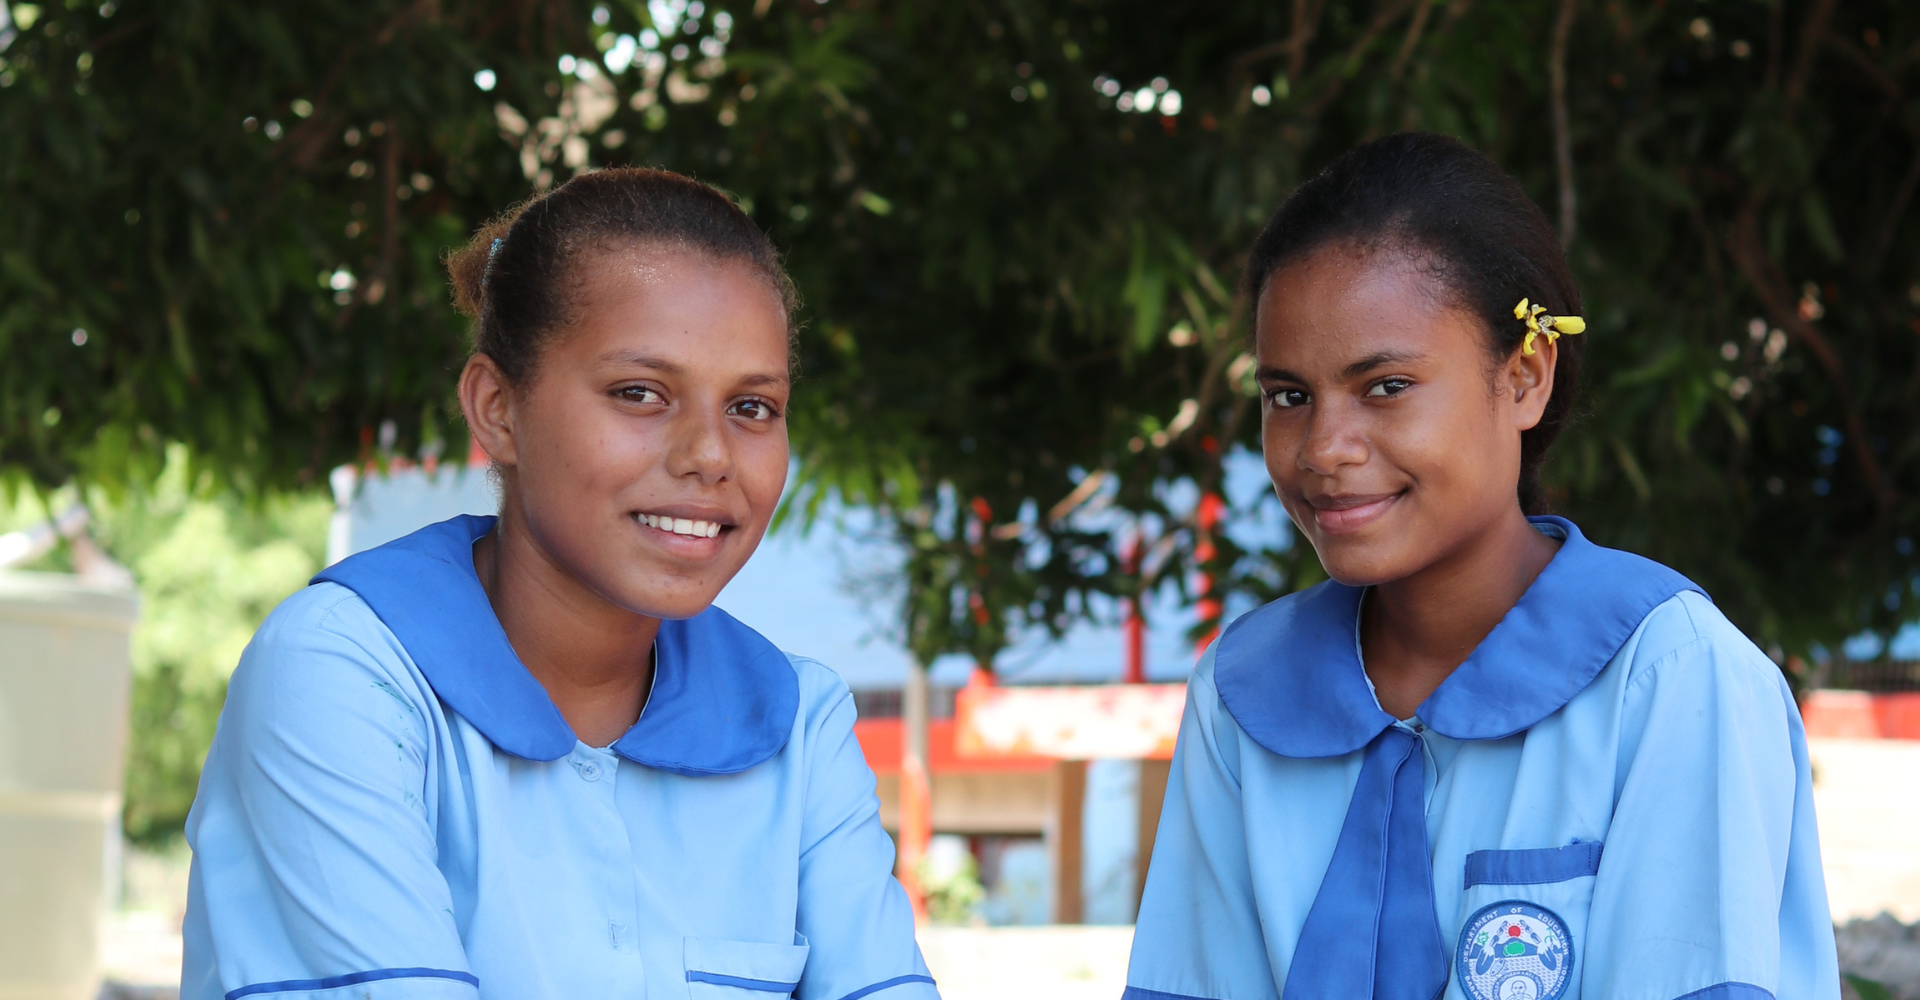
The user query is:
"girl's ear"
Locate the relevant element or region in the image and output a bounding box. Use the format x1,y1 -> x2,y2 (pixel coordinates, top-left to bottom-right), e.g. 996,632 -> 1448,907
1505,338 -> 1558,433
460,354 -> 521,468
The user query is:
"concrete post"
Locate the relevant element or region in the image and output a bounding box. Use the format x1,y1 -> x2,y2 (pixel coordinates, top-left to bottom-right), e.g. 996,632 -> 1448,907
0,570 -> 138,1000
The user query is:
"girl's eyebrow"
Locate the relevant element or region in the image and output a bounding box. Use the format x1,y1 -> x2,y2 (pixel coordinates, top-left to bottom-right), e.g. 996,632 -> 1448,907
594,350 -> 682,373
1342,349 -> 1426,379
1256,349 -> 1426,384
594,349 -> 788,389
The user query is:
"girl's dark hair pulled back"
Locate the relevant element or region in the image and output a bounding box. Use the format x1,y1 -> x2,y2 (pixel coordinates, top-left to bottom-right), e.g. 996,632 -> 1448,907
1244,132 -> 1583,514
447,167 -> 797,385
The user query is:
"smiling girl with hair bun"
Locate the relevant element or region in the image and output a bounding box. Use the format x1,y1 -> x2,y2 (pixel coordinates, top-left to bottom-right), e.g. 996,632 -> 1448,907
181,168 -> 938,1000
1125,134 -> 1838,1000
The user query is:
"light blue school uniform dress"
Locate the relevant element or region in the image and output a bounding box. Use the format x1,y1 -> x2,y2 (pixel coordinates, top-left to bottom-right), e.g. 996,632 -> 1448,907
182,515 -> 938,1000
1125,517 -> 1837,1000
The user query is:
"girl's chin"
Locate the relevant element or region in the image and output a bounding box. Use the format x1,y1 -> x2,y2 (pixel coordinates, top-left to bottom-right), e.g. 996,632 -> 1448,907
607,591 -> 721,622
1307,537 -> 1424,590
600,562 -> 744,621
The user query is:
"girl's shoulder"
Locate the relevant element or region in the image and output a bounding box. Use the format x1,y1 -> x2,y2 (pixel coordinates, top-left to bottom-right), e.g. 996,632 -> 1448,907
253,577 -> 397,645
214,581 -> 445,772
1623,588 -> 1748,657
778,651 -> 868,738
234,579 -> 422,692
242,579 -> 424,681
783,651 -> 850,699
1612,589 -> 1792,703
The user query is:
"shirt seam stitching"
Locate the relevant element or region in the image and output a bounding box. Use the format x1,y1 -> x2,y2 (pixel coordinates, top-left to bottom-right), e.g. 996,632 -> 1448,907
224,967 -> 477,1000
828,973 -> 938,1000
1667,983 -> 1775,1000
1622,633 -> 1712,698
797,681 -> 864,860
1193,670 -> 1245,791
1463,871 -> 1598,887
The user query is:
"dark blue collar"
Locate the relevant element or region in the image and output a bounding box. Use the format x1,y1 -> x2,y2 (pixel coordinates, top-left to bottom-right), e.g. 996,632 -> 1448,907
313,515 -> 798,776
1215,516 -> 1703,757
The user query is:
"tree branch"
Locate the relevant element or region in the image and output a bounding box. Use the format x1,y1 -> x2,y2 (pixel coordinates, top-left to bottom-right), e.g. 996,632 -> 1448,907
277,1 -> 438,173
1230,39 -> 1295,78
1724,206 -> 1895,517
1549,0 -> 1578,246
374,118 -> 402,304
1823,34 -> 1902,100
1891,35 -> 1920,76
1388,0 -> 1434,82
329,120 -> 401,331
1784,0 -> 1838,110
1763,0 -> 1784,92
84,15 -> 152,53
1300,0 -> 1419,119
1684,202 -> 1727,307
1231,0 -> 1326,83
1289,0 -> 1327,82
1867,140 -> 1920,277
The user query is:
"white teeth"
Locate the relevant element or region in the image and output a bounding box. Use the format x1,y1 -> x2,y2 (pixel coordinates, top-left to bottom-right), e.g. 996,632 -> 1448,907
637,513 -> 725,538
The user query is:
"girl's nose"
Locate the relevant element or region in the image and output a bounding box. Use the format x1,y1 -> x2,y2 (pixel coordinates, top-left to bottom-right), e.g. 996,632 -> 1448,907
667,406 -> 734,485
1297,403 -> 1369,475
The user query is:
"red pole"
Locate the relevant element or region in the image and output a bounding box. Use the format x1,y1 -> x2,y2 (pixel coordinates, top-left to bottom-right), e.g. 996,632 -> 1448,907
1193,493 -> 1225,658
1122,531 -> 1145,683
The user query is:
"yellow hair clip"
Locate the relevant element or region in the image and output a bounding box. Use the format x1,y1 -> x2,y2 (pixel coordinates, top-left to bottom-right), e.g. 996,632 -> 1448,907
1513,298 -> 1586,356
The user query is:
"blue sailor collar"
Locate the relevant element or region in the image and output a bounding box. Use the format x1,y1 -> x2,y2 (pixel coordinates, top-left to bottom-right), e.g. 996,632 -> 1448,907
313,514 -> 798,776
1215,516 -> 1704,757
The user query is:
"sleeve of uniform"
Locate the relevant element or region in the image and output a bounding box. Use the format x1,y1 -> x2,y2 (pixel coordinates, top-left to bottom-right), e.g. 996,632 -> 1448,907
1125,655 -> 1280,1000
180,587 -> 476,1000
1582,594 -> 1839,1000
790,661 -> 939,1000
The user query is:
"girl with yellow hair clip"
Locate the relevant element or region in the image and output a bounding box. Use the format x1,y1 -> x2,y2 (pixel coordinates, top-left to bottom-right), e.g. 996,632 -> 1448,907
1125,134 -> 1836,1000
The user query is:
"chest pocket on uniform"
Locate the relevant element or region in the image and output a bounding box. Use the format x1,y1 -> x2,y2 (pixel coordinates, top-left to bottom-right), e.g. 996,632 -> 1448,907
684,936 -> 811,999
1453,843 -> 1603,1000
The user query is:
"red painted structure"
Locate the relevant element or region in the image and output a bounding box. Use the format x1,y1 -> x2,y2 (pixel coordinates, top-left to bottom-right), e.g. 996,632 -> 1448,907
1799,690 -> 1920,740
853,717 -> 1053,777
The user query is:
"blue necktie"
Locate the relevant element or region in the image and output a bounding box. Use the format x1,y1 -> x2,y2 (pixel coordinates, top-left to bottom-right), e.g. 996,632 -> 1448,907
1283,727 -> 1449,1000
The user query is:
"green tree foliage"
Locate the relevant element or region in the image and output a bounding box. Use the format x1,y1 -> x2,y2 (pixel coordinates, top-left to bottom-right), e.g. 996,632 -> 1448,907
110,473 -> 328,843
0,0 -> 592,489
5,0 -> 1919,674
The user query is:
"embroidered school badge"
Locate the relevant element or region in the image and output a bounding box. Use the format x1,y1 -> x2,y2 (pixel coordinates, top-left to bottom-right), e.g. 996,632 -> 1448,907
1455,901 -> 1574,1000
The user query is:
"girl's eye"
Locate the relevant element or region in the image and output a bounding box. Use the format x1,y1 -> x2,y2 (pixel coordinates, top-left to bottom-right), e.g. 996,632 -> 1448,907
1366,378 -> 1413,398
1268,388 -> 1310,409
618,385 -> 665,404
729,397 -> 781,422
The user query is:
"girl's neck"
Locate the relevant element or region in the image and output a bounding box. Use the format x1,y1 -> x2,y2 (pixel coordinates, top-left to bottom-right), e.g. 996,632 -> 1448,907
1359,509 -> 1560,720
472,507 -> 662,747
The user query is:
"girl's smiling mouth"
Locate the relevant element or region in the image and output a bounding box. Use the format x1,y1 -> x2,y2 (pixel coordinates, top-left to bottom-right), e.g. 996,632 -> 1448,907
1306,491 -> 1402,535
634,509 -> 734,540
